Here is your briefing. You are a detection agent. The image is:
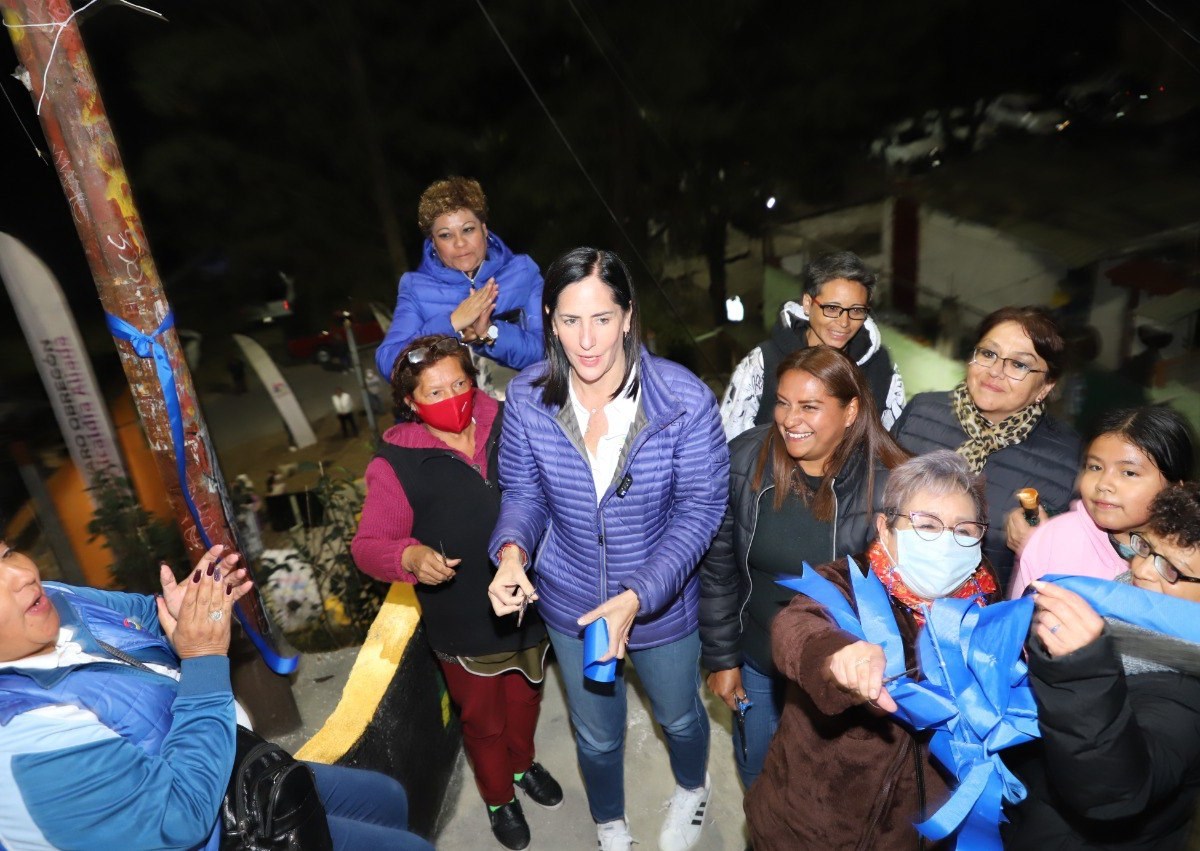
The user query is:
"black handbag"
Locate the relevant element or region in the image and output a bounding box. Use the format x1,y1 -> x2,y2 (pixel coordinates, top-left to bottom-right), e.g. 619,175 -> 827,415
219,726 -> 333,850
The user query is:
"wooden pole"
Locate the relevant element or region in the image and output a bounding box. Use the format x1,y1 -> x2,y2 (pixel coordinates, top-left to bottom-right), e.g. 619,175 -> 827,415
3,0 -> 301,725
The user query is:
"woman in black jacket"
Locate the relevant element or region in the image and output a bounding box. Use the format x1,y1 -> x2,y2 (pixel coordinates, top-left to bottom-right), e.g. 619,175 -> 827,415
699,346 -> 908,789
891,305 -> 1081,588
1004,482 -> 1200,850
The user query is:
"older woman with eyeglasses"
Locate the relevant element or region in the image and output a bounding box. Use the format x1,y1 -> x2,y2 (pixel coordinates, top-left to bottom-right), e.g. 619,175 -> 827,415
352,334 -> 559,851
744,450 -> 1000,850
891,305 -> 1082,588
1004,482 -> 1200,849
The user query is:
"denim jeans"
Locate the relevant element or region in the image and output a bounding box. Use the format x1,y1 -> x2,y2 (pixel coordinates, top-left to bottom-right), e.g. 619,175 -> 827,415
731,659 -> 786,790
547,626 -> 710,823
308,762 -> 435,851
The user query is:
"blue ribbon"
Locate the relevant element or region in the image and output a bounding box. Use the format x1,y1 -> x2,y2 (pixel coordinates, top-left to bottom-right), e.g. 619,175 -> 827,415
106,311 -> 298,675
777,566 -> 1200,850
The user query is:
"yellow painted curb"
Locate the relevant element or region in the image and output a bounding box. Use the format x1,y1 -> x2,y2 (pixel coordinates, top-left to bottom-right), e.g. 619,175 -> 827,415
295,582 -> 421,763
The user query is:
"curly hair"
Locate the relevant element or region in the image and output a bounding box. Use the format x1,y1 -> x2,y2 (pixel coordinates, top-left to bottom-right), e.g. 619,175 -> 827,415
416,176 -> 488,234
1146,482 -> 1200,551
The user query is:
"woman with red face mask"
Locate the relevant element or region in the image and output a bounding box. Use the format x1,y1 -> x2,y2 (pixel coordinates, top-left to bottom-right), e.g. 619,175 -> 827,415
352,334 -> 560,851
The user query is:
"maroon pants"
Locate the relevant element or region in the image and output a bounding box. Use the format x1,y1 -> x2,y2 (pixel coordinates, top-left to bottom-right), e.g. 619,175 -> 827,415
438,660 -> 543,807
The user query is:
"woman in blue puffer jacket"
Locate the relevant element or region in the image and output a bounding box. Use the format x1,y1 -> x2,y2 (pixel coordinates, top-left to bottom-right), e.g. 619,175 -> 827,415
375,176 -> 544,382
487,247 -> 729,851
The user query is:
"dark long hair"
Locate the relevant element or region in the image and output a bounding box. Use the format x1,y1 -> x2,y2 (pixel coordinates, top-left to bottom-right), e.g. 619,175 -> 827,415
751,346 -> 909,517
534,247 -> 642,408
1091,405 -> 1196,482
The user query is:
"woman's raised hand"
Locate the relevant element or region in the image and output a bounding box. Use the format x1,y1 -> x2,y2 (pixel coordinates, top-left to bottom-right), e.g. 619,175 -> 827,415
402,544 -> 460,585
156,545 -> 252,659
827,640 -> 897,712
450,280 -> 498,334
1030,579 -> 1105,657
158,545 -> 250,620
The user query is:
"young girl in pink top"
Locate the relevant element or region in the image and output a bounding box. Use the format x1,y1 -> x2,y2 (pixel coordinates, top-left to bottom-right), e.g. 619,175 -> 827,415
1009,405 -> 1195,597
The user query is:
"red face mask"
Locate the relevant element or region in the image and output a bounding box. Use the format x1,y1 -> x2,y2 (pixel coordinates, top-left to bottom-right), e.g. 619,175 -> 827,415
413,387 -> 475,433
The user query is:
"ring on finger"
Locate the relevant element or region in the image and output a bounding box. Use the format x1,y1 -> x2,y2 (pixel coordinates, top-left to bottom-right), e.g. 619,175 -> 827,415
854,657 -> 871,667
209,610 -> 223,622
1050,623 -> 1061,635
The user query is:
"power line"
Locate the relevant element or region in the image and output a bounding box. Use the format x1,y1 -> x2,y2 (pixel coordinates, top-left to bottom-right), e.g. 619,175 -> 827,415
1121,0 -> 1200,77
471,0 -> 718,373
1140,0 -> 1200,49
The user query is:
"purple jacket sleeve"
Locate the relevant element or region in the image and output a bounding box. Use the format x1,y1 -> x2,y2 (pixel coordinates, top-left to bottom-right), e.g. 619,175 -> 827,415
621,386 -> 730,616
488,386 -> 552,563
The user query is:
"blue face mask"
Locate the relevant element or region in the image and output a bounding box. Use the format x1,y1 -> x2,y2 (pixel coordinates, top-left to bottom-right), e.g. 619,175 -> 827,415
889,528 -> 982,600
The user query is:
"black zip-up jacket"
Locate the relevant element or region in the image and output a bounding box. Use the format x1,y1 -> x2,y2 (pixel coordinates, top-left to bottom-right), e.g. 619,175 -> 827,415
1003,631 -> 1200,849
699,424 -> 889,673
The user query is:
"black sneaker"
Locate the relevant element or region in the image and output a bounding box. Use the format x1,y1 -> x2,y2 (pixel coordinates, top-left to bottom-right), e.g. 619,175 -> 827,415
488,799 -> 531,850
515,761 -> 564,809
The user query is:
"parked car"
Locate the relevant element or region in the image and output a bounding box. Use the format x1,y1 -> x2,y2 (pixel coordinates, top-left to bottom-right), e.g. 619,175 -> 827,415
238,271 -> 295,326
869,115 -> 944,171
286,315 -> 384,367
984,94 -> 1070,134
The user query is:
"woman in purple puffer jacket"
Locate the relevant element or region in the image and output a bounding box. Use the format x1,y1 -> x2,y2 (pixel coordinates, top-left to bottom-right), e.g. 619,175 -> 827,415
487,247 -> 729,851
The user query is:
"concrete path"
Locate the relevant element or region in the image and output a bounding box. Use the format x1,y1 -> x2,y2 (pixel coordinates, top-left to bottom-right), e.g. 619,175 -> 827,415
436,660 -> 749,851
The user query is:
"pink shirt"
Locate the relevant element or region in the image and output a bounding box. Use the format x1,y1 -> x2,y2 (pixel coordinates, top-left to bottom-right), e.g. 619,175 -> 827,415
1008,499 -> 1130,598
350,394 -> 497,584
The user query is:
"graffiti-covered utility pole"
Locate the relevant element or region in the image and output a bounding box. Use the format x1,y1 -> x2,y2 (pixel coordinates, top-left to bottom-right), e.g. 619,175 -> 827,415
3,0 -> 299,727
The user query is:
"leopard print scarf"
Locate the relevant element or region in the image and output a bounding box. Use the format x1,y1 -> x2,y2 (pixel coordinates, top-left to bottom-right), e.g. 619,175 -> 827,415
951,382 -> 1043,473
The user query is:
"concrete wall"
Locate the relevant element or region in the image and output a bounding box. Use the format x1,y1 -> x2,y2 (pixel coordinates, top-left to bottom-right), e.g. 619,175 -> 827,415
916,209 -> 1066,324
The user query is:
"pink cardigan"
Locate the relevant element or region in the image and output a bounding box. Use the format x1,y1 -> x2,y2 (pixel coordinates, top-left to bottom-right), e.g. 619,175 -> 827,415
351,394 -> 497,584
1008,499 -> 1130,598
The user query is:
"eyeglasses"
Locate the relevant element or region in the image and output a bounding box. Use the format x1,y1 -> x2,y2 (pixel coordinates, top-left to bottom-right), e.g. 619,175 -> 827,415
811,298 -> 870,321
889,510 -> 988,547
1130,532 -> 1200,585
970,347 -> 1047,382
404,337 -> 463,366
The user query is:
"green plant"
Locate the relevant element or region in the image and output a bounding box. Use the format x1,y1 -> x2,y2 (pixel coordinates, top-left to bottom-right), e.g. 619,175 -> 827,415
86,470 -> 187,593
282,464 -> 388,647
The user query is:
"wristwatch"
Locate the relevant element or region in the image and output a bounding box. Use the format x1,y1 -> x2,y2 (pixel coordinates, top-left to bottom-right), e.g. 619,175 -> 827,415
478,323 -> 499,346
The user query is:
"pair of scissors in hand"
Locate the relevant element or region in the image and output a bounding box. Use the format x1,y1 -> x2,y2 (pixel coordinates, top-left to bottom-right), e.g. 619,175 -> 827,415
734,694 -> 754,761
505,584 -> 537,627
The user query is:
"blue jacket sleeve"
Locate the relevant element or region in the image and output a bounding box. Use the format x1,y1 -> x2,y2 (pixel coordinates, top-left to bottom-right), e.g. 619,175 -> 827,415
375,274 -> 457,377
488,386 -> 552,563
621,386 -> 730,616
487,257 -> 545,370
3,656 -> 235,851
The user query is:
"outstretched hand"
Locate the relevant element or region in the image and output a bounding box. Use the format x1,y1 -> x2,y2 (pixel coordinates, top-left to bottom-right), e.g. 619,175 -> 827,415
159,545 -> 251,621
827,640 -> 897,713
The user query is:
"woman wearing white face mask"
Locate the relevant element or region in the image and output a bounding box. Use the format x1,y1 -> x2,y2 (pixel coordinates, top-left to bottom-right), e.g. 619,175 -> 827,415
744,450 -> 1000,850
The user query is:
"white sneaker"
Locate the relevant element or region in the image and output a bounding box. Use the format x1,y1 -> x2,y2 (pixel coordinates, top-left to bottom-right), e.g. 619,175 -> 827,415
658,773 -> 711,851
597,817 -> 634,851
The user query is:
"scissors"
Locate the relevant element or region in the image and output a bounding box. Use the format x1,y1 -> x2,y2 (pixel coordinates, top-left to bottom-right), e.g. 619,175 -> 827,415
734,694 -> 754,761
506,584 -> 537,628
881,666 -> 920,685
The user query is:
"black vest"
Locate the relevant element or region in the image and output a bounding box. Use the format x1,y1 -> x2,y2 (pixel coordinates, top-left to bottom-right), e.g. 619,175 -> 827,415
374,409 -> 545,656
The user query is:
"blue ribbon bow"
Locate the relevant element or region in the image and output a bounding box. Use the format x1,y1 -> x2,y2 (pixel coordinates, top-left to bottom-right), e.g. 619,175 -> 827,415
106,310 -> 298,675
778,565 -> 1200,849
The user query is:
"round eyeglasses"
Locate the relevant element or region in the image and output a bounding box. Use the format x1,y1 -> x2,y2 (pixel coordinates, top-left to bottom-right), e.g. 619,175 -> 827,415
811,297 -> 870,321
405,337 -> 463,366
1130,532 -> 1200,585
970,347 -> 1047,382
889,510 -> 988,547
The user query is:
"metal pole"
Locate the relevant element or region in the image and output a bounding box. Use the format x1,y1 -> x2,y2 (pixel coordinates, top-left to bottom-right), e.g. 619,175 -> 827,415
3,1 -> 300,703
342,310 -> 378,441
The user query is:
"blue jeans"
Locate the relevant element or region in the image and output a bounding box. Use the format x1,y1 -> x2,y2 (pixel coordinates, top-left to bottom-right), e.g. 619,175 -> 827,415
548,627 -> 710,823
308,762 -> 435,851
731,659 -> 786,790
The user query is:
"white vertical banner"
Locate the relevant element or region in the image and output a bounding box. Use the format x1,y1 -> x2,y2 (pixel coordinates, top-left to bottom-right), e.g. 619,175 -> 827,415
232,333 -> 318,448
0,232 -> 127,487
369,300 -> 392,332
